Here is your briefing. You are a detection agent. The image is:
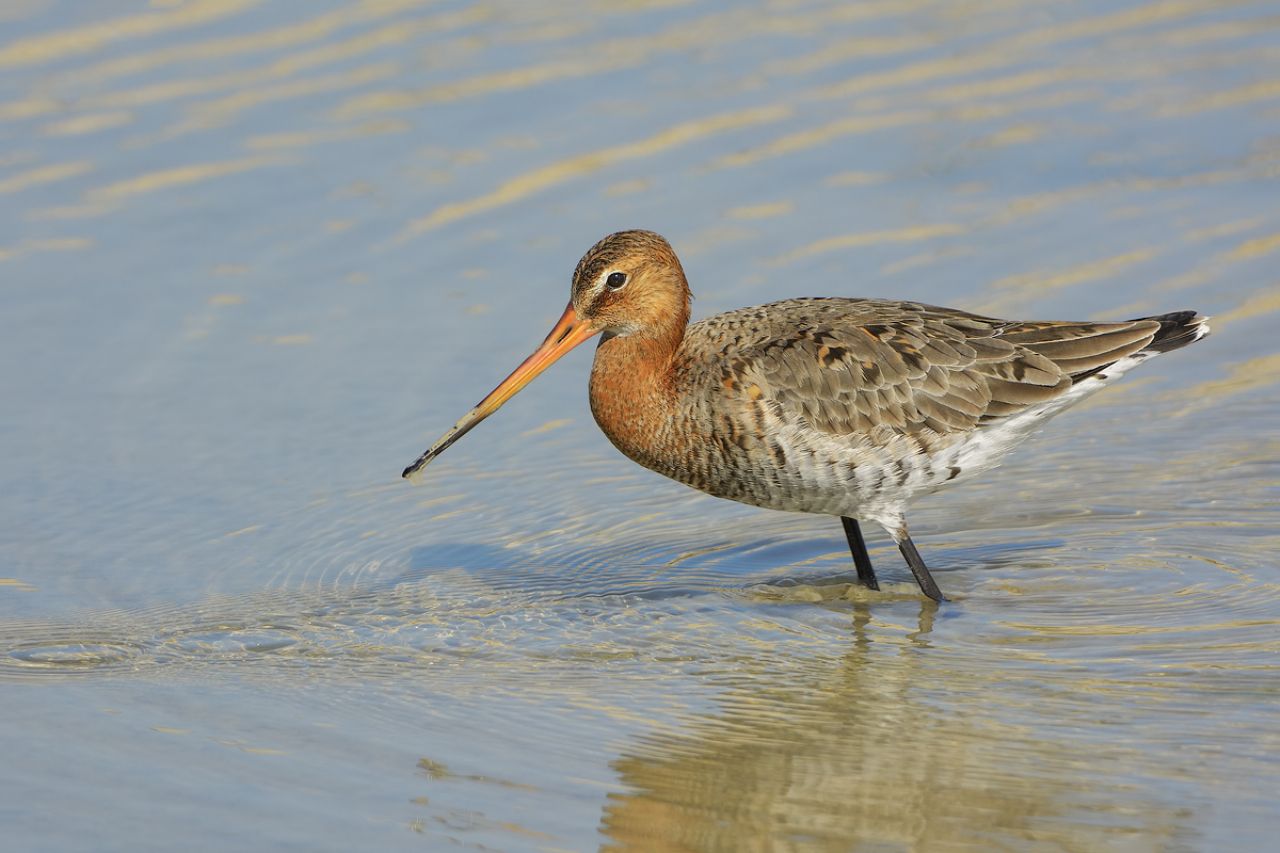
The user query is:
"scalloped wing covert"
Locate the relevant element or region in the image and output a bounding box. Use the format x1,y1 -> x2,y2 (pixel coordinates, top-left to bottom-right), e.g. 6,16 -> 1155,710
694,298 -> 1162,441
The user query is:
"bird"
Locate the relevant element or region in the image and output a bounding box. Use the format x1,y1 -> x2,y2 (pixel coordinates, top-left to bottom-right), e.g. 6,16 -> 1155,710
403,230 -> 1209,602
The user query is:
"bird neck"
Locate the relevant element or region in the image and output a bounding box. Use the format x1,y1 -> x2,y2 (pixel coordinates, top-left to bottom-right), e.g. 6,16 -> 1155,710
592,315 -> 684,393
588,310 -> 687,468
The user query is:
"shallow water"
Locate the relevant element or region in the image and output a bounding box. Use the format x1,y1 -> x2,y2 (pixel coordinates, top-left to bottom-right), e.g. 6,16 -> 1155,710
1,1 -> 1278,850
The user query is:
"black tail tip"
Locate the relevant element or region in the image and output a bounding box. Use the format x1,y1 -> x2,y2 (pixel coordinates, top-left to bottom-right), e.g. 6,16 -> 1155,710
1138,310 -> 1210,354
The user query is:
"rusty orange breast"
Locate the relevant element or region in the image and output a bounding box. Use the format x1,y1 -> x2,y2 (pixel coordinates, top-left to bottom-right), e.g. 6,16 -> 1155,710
587,331 -> 687,472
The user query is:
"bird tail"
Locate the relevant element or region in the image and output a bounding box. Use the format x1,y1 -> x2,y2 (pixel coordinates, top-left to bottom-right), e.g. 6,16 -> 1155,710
1134,310 -> 1211,354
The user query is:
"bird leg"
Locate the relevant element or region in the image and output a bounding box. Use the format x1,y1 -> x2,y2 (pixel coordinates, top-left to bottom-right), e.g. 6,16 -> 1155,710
840,517 -> 880,591
895,529 -> 947,603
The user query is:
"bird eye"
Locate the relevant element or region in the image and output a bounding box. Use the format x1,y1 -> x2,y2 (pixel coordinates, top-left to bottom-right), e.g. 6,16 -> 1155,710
605,271 -> 627,290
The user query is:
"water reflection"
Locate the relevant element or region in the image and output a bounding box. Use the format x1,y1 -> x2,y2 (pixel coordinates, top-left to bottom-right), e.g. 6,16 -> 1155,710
0,512 -> 1270,849
602,607 -> 1195,851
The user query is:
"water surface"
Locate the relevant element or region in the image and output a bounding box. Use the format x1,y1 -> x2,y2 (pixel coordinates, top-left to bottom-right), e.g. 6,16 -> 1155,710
1,1 -> 1278,850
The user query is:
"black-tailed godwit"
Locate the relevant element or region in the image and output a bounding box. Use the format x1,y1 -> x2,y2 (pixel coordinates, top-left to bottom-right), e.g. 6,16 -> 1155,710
404,230 -> 1209,602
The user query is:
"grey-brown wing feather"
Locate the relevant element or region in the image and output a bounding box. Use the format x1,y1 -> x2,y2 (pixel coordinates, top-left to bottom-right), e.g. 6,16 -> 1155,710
698,298 -> 1160,440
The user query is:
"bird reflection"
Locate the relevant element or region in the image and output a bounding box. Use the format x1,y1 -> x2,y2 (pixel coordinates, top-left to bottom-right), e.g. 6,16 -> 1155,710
599,602 -> 1194,851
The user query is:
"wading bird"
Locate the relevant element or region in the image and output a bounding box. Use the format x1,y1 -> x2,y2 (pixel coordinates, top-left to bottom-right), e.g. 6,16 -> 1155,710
404,230 -> 1208,601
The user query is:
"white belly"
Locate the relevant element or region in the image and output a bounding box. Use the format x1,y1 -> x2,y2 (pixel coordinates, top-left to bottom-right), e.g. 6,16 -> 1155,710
700,354 -> 1152,528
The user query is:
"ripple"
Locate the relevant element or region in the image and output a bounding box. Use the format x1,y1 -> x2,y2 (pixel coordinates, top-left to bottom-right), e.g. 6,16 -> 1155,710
4,639 -> 142,672
158,625 -> 302,655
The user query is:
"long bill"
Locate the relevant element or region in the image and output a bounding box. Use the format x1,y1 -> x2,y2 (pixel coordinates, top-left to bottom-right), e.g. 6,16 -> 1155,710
402,301 -> 598,482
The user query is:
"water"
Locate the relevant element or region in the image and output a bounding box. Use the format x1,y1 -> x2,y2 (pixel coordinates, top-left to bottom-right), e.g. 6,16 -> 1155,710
1,1 -> 1277,850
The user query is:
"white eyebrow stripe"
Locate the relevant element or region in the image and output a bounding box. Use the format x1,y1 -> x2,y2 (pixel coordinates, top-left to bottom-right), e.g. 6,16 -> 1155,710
591,269 -> 623,297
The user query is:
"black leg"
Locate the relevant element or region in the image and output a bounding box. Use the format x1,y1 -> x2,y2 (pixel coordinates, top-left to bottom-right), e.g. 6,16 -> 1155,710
841,517 -> 880,591
897,533 -> 947,603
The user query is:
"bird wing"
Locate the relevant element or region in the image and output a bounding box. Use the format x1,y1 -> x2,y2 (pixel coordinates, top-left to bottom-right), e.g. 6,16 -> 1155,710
706,298 -> 1161,440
